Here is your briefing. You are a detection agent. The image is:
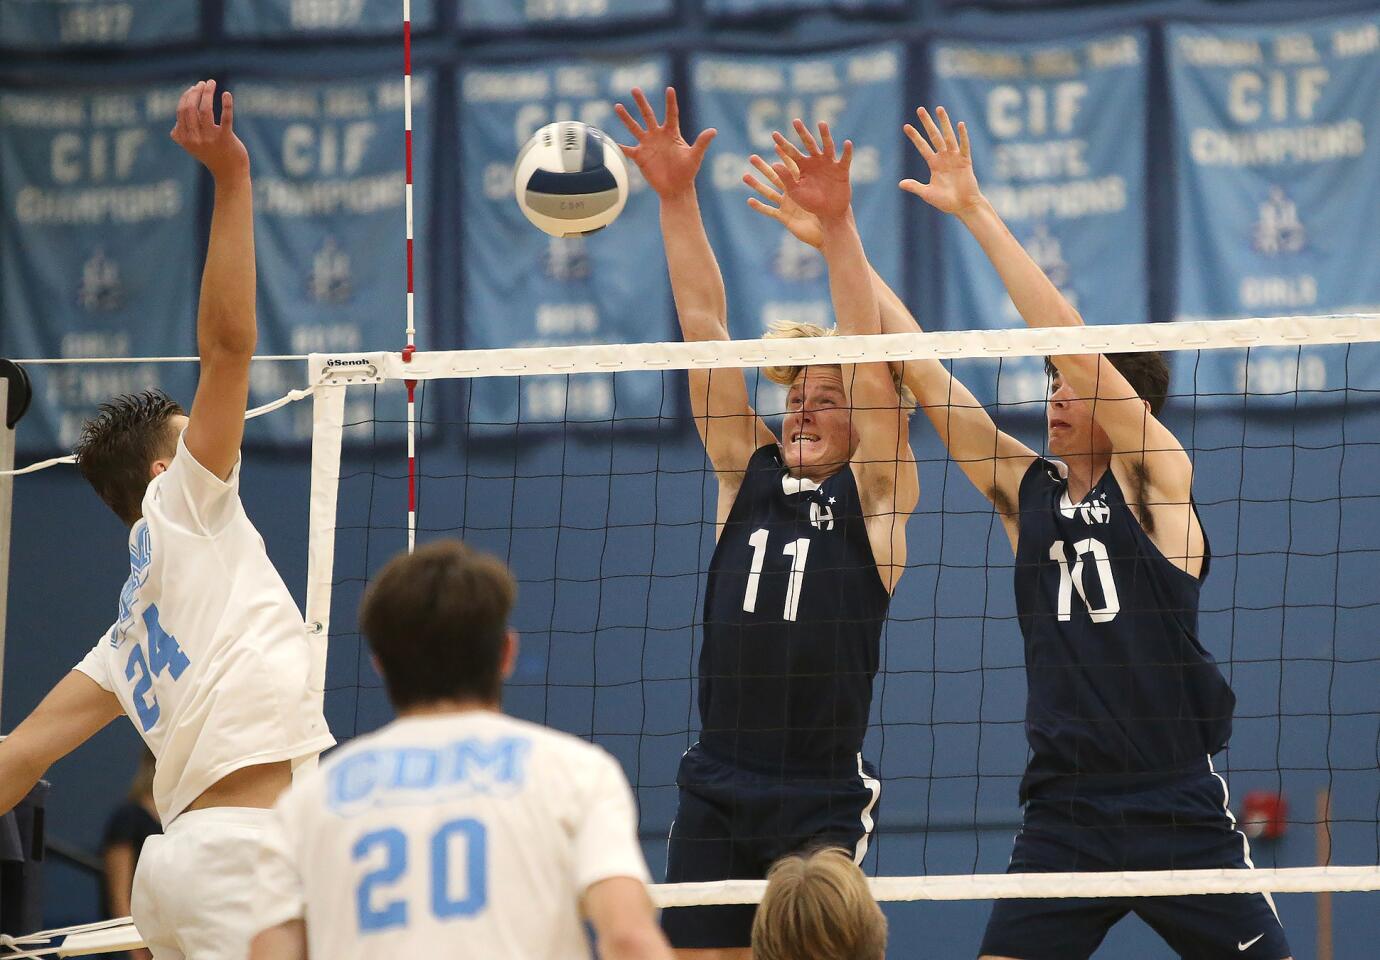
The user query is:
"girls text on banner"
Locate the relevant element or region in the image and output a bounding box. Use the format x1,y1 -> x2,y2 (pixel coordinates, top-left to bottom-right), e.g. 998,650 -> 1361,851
1169,13 -> 1380,406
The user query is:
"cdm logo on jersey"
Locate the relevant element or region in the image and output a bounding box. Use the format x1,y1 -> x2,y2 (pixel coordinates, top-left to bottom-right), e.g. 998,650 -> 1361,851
328,737 -> 531,816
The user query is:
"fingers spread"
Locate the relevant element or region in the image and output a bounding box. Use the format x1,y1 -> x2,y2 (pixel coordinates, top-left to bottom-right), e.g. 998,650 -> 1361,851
917,107 -> 946,154
749,153 -> 785,191
772,131 -> 805,165
902,123 -> 935,159
771,161 -> 797,188
818,121 -> 836,160
746,196 -> 783,222
898,178 -> 926,197
936,106 -> 960,151
664,86 -> 679,128
220,91 -> 234,131
792,118 -> 821,156
958,120 -> 970,158
742,172 -> 782,205
631,87 -> 659,129
839,139 -> 853,170
613,102 -> 646,138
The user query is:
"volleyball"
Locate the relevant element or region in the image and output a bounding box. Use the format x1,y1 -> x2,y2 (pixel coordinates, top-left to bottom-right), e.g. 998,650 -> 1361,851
513,120 -> 629,237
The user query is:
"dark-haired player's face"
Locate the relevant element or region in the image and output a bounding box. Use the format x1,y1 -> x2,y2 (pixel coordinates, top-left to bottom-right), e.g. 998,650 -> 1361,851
781,367 -> 856,478
1047,370 -> 1113,459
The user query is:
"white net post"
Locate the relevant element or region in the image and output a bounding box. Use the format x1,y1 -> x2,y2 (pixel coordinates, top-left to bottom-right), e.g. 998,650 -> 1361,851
301,371 -> 349,774
0,385 -> 11,721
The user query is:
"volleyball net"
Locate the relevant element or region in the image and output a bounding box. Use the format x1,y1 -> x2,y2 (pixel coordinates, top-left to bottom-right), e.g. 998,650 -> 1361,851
301,313 -> 1380,905
3,313 -> 1380,958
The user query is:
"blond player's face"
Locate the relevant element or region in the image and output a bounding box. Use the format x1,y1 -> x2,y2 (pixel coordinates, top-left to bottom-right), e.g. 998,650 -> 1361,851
780,367 -> 856,477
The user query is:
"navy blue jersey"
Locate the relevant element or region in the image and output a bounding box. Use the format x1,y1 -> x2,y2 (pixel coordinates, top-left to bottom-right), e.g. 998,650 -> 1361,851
700,445 -> 889,776
1014,459 -> 1235,801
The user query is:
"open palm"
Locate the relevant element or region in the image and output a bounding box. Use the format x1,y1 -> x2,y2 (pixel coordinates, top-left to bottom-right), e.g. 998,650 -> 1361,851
771,119 -> 853,222
614,87 -> 716,200
900,106 -> 982,215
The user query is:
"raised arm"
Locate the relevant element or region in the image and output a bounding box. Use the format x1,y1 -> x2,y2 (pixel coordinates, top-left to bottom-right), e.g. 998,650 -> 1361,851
744,153 -> 1032,549
769,122 -> 918,587
615,88 -> 773,502
0,671 -> 122,814
902,107 -> 1191,507
170,80 -> 256,481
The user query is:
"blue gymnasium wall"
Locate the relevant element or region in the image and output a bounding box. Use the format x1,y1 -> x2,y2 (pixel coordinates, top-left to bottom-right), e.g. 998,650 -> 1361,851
4,0 -> 1380,957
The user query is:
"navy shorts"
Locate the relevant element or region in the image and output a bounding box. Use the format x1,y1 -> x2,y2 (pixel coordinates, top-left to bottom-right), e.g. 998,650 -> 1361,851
660,743 -> 881,949
979,770 -> 1291,960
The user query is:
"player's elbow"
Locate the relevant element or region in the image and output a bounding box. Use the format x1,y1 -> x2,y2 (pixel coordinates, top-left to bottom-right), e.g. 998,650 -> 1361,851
597,923 -> 671,960
199,325 -> 258,365
677,309 -> 730,342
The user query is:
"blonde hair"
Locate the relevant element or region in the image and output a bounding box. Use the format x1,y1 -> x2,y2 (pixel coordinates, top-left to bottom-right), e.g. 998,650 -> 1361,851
751,848 -> 888,960
761,320 -> 916,411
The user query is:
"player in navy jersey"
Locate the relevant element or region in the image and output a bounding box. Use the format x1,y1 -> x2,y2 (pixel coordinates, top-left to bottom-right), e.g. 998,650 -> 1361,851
615,89 -> 918,958
746,105 -> 1293,959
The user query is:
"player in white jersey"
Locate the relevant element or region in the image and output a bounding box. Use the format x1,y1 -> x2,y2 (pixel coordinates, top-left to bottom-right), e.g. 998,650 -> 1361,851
0,80 -> 333,958
249,540 -> 672,960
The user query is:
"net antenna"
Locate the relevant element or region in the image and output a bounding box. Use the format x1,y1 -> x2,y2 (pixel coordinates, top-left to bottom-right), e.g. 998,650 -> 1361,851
402,0 -> 418,556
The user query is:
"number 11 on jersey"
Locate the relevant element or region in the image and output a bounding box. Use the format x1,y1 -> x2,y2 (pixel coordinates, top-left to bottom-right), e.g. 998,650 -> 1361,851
743,528 -> 811,622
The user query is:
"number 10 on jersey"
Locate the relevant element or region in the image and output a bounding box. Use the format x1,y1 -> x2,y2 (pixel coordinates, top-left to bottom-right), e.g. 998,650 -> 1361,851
743,528 -> 811,622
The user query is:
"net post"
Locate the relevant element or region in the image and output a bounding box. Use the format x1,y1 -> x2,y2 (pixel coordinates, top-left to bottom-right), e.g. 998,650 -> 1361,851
301,379 -> 348,775
0,385 -> 10,721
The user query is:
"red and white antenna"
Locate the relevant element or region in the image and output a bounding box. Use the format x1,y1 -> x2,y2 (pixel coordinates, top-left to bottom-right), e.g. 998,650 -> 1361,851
402,0 -> 417,553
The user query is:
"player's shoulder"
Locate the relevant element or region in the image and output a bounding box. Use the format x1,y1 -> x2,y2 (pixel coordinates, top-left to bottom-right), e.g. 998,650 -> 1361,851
1020,456 -> 1066,497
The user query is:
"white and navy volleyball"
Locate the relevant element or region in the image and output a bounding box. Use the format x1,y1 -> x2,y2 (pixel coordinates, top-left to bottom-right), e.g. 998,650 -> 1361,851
514,121 -> 629,237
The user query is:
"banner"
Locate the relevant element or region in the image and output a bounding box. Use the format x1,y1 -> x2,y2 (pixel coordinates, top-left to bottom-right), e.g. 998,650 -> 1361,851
691,43 -> 906,416
458,55 -> 672,429
231,73 -> 434,444
0,84 -> 198,452
225,0 -> 435,37
929,30 -> 1149,408
1169,13 -> 1380,406
459,0 -> 671,31
705,0 -> 904,17
0,0 -> 195,49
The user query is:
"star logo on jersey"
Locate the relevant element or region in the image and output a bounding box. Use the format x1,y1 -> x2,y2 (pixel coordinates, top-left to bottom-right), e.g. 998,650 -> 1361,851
1079,498 -> 1111,525
809,499 -> 835,531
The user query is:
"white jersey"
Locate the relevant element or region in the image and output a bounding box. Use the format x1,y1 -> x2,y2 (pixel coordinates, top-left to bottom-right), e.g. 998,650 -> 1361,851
254,711 -> 651,960
74,434 -> 334,824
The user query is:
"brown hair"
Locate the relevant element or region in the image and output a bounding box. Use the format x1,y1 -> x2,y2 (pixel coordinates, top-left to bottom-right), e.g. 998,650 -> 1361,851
760,320 -> 917,412
751,848 -> 888,960
74,390 -> 184,526
359,539 -> 518,709
1045,352 -> 1170,417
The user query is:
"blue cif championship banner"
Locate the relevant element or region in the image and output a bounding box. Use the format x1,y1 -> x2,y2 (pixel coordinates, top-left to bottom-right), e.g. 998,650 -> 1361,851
458,55 -> 671,429
459,0 -> 671,31
231,73 -> 433,444
705,0 -> 904,16
225,0 -> 434,38
1169,13 -> 1380,406
0,84 -> 197,452
929,30 -> 1148,408
691,43 -> 906,416
0,0 -> 196,49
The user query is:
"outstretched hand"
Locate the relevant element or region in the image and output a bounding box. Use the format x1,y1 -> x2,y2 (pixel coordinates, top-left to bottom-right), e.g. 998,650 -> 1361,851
900,106 -> 982,215
170,80 -> 248,181
742,153 -> 823,250
614,87 -> 716,200
770,119 -> 853,223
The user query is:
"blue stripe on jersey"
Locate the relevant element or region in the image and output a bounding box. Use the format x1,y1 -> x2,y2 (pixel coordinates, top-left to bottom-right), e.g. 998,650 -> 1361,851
1014,459 -> 1235,801
699,445 -> 889,777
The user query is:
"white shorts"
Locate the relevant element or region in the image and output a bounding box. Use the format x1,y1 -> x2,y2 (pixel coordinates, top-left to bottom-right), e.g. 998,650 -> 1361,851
131,807 -> 275,960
